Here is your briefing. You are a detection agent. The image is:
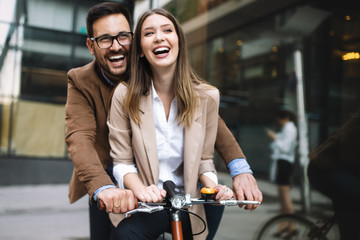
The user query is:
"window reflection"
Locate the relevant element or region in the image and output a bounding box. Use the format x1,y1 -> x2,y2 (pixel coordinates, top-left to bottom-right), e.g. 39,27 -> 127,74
0,0 -> 358,178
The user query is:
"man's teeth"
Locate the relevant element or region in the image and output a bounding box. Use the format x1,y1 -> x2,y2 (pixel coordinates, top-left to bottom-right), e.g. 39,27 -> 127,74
109,55 -> 124,60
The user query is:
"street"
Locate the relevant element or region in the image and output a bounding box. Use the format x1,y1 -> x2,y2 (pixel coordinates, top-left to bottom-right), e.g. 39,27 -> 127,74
0,174 -> 331,240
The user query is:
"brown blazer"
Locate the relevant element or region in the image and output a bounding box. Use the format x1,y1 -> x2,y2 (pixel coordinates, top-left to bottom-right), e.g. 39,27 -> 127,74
107,82 -> 220,239
65,60 -> 116,203
65,60 -> 246,204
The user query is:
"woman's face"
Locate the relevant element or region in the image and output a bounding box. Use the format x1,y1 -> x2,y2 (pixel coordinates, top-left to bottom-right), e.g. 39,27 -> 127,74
277,117 -> 289,126
140,14 -> 179,71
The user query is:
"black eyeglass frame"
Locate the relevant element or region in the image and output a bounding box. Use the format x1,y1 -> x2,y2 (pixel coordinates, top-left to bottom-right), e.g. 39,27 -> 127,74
90,31 -> 133,49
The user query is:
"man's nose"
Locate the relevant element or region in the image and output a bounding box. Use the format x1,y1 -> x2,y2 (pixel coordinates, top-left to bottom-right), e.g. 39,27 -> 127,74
110,38 -> 122,51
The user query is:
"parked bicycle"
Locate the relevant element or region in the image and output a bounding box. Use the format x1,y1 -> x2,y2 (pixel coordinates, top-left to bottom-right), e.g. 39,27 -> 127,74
99,180 -> 261,240
255,212 -> 339,240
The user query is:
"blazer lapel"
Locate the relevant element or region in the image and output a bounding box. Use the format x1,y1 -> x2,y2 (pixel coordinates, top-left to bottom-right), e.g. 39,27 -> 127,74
139,92 -> 159,185
183,103 -> 202,192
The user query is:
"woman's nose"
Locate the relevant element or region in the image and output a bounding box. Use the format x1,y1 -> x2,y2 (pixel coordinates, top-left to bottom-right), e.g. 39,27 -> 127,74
154,32 -> 164,42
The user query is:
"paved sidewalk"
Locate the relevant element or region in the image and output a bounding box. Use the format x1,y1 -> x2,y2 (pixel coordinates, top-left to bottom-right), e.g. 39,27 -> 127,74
0,173 -> 331,240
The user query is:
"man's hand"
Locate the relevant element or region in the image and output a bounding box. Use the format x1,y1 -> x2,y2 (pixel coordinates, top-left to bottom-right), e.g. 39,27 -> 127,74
232,173 -> 263,211
97,188 -> 137,214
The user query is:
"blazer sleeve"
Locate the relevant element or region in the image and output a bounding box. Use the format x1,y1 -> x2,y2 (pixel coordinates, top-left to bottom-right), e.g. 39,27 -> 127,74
198,88 -> 220,175
107,84 -> 135,166
65,69 -> 113,198
215,116 -> 246,165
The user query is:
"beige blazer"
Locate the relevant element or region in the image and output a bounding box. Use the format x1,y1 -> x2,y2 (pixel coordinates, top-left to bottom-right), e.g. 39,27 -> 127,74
107,82 -> 220,239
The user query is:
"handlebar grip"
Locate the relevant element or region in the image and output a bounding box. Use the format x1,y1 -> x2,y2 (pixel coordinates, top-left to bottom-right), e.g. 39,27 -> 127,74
97,199 -> 105,211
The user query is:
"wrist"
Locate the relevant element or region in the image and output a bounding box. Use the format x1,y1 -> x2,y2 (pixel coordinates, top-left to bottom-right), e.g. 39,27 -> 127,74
228,158 -> 253,178
93,185 -> 117,201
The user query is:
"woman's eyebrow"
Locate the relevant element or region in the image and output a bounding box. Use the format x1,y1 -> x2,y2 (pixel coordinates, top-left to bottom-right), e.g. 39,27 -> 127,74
143,24 -> 172,31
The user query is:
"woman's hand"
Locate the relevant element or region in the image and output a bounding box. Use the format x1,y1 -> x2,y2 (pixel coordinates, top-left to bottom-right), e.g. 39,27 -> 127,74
133,184 -> 166,203
213,184 -> 233,201
267,129 -> 277,141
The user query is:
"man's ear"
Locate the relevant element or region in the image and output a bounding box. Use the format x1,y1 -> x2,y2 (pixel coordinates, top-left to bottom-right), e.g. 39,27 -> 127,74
86,38 -> 95,56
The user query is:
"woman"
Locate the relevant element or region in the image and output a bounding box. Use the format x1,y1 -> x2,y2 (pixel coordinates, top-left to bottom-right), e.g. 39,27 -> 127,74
107,8 -> 233,240
267,109 -> 298,238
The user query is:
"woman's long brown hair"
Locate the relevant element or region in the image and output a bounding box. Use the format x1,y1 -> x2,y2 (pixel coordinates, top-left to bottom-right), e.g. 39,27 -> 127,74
125,8 -> 205,127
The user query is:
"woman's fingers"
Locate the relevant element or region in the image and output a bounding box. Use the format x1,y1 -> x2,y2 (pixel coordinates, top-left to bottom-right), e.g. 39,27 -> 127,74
136,185 -> 164,202
214,184 -> 233,200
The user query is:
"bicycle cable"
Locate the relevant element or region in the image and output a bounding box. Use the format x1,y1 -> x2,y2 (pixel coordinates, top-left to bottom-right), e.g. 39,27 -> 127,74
176,208 -> 207,236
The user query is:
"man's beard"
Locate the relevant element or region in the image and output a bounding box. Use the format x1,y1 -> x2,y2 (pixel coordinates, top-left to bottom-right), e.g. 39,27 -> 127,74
95,51 -> 128,81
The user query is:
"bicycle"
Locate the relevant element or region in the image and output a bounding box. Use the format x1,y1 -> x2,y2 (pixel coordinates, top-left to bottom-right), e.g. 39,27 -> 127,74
255,212 -> 339,240
99,180 -> 261,240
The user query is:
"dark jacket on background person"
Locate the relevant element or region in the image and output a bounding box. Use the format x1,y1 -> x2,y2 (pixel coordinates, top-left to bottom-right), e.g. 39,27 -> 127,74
308,108 -> 360,178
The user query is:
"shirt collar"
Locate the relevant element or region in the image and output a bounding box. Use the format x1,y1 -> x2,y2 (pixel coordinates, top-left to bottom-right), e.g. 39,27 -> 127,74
151,80 -> 178,106
100,68 -> 116,87
151,81 -> 160,101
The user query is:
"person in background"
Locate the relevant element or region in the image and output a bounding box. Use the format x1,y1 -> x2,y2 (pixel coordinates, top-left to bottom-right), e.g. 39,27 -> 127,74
65,2 -> 262,239
308,107 -> 360,240
267,109 -> 298,238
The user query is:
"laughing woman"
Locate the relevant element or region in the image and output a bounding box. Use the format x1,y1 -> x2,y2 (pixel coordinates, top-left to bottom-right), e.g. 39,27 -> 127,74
107,8 -> 232,240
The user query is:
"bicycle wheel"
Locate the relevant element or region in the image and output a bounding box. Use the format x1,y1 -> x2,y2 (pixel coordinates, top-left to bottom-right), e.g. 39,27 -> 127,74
255,213 -> 326,240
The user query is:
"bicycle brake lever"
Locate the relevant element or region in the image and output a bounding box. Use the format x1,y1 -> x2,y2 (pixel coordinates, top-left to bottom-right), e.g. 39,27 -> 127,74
125,204 -> 164,218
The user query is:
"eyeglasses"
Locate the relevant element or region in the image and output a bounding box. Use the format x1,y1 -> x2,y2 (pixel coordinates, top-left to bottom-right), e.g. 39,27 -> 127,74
90,32 -> 133,49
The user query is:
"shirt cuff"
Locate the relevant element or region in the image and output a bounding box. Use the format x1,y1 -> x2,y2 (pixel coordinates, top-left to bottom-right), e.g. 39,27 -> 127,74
202,171 -> 218,185
227,158 -> 253,178
113,163 -> 138,189
93,185 -> 116,201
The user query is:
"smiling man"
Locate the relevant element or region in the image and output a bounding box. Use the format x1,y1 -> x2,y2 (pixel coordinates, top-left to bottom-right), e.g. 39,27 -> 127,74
65,2 -> 262,240
87,13 -> 130,78
65,3 -> 137,240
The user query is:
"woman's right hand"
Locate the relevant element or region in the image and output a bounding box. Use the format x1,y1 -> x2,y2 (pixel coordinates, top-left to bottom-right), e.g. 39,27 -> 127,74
134,184 -> 166,203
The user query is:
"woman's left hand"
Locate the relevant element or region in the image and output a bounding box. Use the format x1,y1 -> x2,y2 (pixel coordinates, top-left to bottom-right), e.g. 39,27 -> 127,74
213,184 -> 233,200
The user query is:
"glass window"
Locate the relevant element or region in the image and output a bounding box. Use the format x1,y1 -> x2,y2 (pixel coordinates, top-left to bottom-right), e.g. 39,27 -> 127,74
27,0 -> 73,31
180,2 -> 360,175
0,0 -> 16,22
76,0 -> 100,34
0,0 -> 92,157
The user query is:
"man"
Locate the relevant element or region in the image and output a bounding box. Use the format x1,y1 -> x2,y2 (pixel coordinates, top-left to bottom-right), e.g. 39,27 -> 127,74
65,2 -> 262,239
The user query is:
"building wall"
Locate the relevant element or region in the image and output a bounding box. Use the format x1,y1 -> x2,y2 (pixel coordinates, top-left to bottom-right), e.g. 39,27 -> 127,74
0,0 -> 359,184
171,0 -> 360,177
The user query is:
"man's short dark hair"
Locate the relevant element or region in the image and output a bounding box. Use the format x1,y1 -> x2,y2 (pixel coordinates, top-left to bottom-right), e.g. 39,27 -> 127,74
86,2 -> 132,38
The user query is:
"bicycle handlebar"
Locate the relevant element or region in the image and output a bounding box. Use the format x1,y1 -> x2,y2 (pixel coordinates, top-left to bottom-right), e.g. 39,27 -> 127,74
123,197 -> 260,218
97,180 -> 261,214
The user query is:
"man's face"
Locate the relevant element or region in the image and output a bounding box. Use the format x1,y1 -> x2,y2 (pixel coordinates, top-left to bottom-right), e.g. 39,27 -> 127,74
86,14 -> 131,79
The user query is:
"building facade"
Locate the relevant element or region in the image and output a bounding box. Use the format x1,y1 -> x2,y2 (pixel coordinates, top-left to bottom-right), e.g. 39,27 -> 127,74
0,0 -> 359,184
